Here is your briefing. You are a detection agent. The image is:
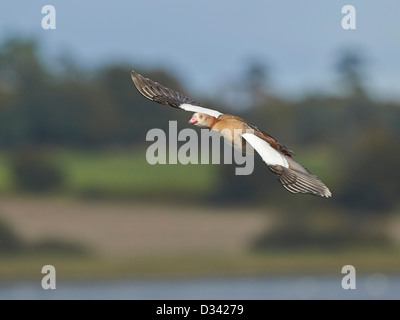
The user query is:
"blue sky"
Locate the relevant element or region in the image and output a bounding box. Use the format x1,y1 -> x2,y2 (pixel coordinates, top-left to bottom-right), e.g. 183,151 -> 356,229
0,0 -> 399,100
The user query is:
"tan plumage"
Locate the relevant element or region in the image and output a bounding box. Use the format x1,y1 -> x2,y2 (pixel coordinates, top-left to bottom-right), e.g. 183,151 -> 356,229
131,71 -> 332,198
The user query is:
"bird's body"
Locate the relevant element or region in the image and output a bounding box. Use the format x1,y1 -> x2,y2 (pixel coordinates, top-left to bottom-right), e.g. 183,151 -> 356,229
209,114 -> 250,153
211,114 -> 293,157
131,71 -> 332,198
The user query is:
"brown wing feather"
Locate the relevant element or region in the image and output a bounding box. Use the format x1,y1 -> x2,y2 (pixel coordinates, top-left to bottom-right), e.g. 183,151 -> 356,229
248,124 -> 294,158
269,158 -> 332,198
131,71 -> 203,108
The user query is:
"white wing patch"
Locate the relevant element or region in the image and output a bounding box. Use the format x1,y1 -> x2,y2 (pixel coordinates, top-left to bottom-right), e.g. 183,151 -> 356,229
241,133 -> 289,168
180,103 -> 223,118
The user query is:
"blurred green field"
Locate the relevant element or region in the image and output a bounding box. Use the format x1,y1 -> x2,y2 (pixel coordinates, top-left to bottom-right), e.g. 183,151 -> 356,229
0,149 -> 218,198
0,156 -> 13,192
58,149 -> 218,197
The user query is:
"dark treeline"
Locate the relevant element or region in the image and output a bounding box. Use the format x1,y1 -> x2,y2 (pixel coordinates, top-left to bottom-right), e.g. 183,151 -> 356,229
0,38 -> 399,218
0,39 -> 190,148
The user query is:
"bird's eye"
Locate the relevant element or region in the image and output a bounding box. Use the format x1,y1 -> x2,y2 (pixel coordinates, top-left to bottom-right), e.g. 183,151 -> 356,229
199,115 -> 203,119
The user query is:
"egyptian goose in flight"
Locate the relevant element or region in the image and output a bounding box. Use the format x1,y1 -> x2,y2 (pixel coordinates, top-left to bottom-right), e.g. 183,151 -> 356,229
131,71 -> 332,198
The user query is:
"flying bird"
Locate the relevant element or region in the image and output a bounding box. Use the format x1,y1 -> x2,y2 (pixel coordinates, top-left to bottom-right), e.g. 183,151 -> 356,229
131,71 -> 331,198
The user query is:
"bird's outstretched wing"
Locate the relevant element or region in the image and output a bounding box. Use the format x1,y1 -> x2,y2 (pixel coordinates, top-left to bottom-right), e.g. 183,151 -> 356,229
131,71 -> 223,119
241,132 -> 289,167
241,133 -> 332,198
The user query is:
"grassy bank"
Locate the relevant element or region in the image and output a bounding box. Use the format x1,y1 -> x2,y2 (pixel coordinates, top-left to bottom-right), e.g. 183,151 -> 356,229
1,249 -> 399,282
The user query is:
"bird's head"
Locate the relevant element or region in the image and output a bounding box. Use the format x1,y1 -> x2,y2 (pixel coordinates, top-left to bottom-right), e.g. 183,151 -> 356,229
189,113 -> 215,128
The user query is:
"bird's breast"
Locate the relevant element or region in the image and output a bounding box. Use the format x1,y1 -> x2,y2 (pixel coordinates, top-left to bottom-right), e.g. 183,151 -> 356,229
212,120 -> 253,154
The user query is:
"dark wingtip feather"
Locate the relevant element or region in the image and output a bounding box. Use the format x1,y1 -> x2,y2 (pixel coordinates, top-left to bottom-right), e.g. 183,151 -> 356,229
269,161 -> 332,198
130,70 -> 201,108
281,169 -> 332,198
130,70 -> 140,85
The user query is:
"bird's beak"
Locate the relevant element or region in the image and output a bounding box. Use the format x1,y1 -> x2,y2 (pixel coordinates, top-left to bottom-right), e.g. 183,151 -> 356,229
189,116 -> 198,124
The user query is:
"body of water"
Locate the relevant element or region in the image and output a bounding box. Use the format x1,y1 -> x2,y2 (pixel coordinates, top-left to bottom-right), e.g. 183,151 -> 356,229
1,275 -> 399,299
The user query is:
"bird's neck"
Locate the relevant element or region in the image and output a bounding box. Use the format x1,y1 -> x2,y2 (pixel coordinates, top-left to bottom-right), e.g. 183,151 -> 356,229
209,117 -> 219,130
